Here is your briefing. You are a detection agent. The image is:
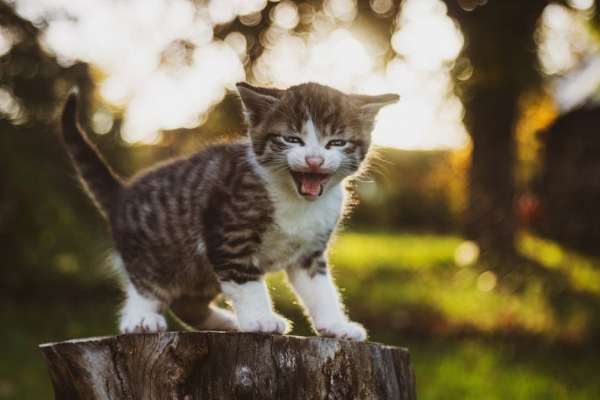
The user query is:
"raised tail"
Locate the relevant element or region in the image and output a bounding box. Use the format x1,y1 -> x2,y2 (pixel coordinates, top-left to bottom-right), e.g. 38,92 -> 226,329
62,92 -> 122,217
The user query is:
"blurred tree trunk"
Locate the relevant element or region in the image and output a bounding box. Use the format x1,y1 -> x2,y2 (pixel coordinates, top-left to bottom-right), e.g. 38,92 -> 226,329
443,0 -> 548,266
465,88 -> 519,256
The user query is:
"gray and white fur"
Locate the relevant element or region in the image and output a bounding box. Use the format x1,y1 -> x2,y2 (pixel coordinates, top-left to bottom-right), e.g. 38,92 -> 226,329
61,82 -> 398,340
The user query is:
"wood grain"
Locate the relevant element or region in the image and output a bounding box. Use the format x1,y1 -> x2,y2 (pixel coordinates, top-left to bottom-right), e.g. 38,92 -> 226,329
40,332 -> 416,400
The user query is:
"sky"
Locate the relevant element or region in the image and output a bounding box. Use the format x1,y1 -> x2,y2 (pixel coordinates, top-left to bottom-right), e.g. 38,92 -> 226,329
4,0 -> 596,149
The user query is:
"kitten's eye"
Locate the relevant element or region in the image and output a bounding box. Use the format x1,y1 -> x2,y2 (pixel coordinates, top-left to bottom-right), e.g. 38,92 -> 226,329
327,139 -> 347,147
283,136 -> 304,145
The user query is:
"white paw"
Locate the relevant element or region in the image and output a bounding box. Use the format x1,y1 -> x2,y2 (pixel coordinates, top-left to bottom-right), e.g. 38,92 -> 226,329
239,313 -> 290,335
120,312 -> 167,334
199,306 -> 239,331
316,321 -> 367,341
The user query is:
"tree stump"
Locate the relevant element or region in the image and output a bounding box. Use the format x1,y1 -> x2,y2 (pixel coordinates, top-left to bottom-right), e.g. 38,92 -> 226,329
40,332 -> 416,400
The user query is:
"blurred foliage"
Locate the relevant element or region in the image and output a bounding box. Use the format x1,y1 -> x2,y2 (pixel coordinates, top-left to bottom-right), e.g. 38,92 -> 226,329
2,0 -> 600,399
515,90 -> 558,191
0,3 -> 104,290
350,147 -> 468,232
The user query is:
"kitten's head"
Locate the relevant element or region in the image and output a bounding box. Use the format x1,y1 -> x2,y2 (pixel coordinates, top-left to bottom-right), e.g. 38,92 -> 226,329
237,82 -> 398,201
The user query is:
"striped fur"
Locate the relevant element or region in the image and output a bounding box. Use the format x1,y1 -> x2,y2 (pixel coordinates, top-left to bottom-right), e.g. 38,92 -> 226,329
61,83 -> 398,338
61,93 -> 122,216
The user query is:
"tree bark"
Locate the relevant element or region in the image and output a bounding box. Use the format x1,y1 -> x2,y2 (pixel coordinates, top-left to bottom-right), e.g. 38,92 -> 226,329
39,332 -> 416,400
443,0 -> 549,260
464,88 -> 519,256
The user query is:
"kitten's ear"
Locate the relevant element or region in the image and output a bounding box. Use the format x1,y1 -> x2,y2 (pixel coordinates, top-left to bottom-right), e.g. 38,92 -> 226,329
236,82 -> 283,127
354,93 -> 400,120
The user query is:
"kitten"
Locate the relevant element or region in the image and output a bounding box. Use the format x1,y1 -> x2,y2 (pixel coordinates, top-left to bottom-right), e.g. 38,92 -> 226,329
62,82 -> 398,341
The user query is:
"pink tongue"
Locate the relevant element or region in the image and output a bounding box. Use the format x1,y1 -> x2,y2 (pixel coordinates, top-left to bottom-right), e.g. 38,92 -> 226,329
300,174 -> 322,196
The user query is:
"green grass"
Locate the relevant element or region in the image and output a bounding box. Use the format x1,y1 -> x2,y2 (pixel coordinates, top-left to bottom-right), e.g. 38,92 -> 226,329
405,338 -> 600,400
2,231 -> 600,399
325,231 -> 599,338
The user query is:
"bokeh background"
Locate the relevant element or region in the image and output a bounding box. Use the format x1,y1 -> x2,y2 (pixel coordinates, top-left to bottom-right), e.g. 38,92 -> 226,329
2,0 -> 600,398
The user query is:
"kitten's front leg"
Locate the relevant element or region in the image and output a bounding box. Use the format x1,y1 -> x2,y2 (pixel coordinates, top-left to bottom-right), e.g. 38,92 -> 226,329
203,191 -> 289,334
205,234 -> 289,334
220,279 -> 290,334
287,259 -> 366,341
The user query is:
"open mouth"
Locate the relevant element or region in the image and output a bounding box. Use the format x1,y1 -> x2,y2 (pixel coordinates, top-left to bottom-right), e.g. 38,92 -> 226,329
290,171 -> 332,199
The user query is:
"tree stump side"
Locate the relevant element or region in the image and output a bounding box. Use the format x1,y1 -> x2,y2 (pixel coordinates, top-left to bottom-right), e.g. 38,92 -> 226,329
40,332 -> 416,400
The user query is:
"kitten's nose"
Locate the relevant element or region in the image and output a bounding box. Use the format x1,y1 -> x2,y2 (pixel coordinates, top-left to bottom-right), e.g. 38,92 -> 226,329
306,156 -> 324,171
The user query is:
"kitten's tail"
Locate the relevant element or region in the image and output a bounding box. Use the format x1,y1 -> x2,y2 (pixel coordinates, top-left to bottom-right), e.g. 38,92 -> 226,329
62,91 -> 122,217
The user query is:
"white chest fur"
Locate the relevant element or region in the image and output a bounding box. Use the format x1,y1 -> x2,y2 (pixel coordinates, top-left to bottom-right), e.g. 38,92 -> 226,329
257,183 -> 344,271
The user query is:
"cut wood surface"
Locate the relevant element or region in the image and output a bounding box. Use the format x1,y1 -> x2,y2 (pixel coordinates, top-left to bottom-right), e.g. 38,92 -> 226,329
40,331 -> 416,400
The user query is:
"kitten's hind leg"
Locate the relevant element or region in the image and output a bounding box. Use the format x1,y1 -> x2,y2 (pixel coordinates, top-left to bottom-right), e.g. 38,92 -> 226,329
200,305 -> 238,331
170,294 -> 238,331
119,282 -> 167,333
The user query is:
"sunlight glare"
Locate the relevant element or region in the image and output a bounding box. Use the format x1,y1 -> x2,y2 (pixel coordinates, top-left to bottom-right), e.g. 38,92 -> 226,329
567,0 -> 594,10
12,0 -> 467,149
538,4 -> 598,76
537,3 -> 600,112
324,0 -> 357,22
271,1 -> 299,30
0,27 -> 14,57
91,110 -> 114,135
254,0 -> 467,149
392,0 -> 463,71
208,0 -> 268,25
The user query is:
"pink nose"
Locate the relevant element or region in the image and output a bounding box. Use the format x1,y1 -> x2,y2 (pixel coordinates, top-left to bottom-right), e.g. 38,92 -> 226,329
306,156 -> 324,171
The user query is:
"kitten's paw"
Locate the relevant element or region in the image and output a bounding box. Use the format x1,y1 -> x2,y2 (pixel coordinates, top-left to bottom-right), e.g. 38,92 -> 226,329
239,313 -> 290,335
199,306 -> 239,331
120,312 -> 167,334
316,321 -> 367,341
